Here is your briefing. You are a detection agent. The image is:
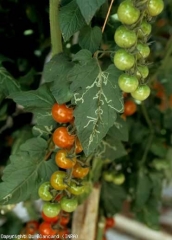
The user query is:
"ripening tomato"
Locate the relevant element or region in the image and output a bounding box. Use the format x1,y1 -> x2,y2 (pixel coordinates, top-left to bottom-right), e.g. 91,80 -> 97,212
117,0 -> 140,25
55,149 -> 77,169
42,202 -> 61,218
118,74 -> 139,93
38,182 -> 53,201
51,103 -> 74,123
57,228 -> 69,238
67,182 -> 86,195
75,137 -> 83,154
72,162 -> 90,178
147,0 -> 164,17
131,85 -> 150,101
53,127 -> 75,149
124,100 -> 137,116
39,222 -> 57,235
41,211 -> 59,223
25,220 -> 39,234
60,214 -> 70,226
114,49 -> 135,71
50,171 -> 68,190
114,25 -> 137,48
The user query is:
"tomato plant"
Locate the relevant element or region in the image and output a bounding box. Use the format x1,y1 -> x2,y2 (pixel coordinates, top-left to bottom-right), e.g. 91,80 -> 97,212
0,0 -> 170,238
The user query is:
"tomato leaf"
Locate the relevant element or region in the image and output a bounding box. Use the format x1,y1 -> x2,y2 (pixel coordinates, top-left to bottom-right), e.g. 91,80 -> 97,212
69,50 -> 123,156
134,170 -> 152,209
100,181 -> 126,215
108,115 -> 128,142
59,0 -> 86,42
0,67 -> 20,102
9,84 -> 55,126
98,136 -> 127,160
150,138 -> 167,158
0,138 -> 57,204
43,54 -> 74,104
76,0 -> 106,24
79,26 -> 102,53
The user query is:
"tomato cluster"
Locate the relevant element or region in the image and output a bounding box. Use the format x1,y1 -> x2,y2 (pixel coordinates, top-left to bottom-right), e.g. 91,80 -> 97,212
103,171 -> 125,185
37,103 -> 90,238
114,0 -> 164,101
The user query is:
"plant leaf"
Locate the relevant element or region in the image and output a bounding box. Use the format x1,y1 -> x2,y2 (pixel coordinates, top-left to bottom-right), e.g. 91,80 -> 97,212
69,51 -> 123,156
0,138 -> 57,204
76,0 -> 106,24
60,0 -> 86,42
100,181 -> 126,215
79,26 -> 102,53
0,67 -> 20,101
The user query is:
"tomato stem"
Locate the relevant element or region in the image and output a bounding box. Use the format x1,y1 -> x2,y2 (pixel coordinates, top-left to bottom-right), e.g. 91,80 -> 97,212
49,0 -> 63,56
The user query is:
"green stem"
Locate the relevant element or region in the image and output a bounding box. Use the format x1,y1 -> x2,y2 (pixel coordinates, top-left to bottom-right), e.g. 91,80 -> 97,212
49,0 -> 62,56
96,216 -> 106,240
140,103 -> 154,166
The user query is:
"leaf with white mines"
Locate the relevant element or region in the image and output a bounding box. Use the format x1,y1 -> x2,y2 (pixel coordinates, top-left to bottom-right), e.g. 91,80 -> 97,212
69,50 -> 123,156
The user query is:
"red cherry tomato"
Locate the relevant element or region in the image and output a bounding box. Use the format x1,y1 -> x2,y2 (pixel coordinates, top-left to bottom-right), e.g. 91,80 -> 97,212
51,103 -> 74,123
39,222 -> 57,235
124,100 -> 137,116
72,162 -> 90,178
53,127 -> 75,149
60,214 -> 70,226
57,228 -> 69,238
25,220 -> 39,234
105,217 -> 115,229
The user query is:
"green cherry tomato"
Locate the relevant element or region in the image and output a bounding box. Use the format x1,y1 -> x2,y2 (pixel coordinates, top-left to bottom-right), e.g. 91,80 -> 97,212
118,74 -> 139,93
42,202 -> 61,218
50,171 -> 68,190
60,197 -> 78,213
117,0 -> 140,25
67,182 -> 86,196
114,25 -> 137,48
103,171 -> 114,182
114,49 -> 135,71
147,0 -> 164,17
38,182 -> 53,201
113,173 -> 125,185
136,65 -> 149,79
138,20 -> 152,38
131,85 -> 151,101
136,43 -> 150,59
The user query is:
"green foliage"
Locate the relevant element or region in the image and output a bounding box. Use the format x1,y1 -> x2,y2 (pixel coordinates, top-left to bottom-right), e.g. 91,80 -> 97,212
0,68 -> 20,102
60,0 -> 86,42
76,0 -> 106,24
69,50 -> 123,156
0,138 -> 57,204
100,181 -> 126,215
79,26 -> 102,53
